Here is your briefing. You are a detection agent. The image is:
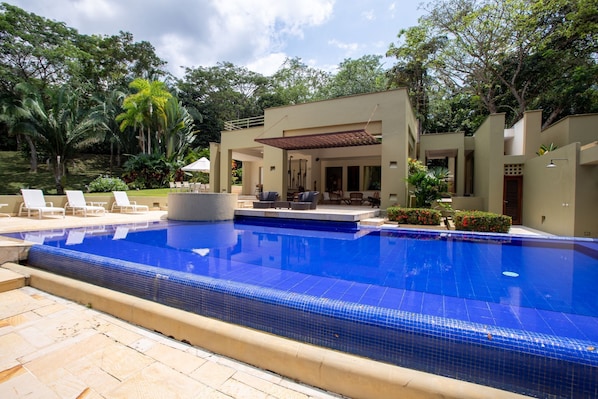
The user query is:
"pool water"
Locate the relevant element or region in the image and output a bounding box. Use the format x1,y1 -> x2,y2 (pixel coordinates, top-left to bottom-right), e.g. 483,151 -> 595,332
8,219 -> 598,398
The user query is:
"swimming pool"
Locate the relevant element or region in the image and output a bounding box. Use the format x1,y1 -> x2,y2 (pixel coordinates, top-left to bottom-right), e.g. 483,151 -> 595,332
8,219 -> 598,398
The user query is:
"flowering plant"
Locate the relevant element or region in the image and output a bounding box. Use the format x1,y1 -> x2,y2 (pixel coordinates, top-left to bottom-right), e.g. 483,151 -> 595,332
387,207 -> 442,225
454,211 -> 511,233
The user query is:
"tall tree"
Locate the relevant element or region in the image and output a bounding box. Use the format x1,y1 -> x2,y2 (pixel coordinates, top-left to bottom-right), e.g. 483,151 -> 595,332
321,55 -> 387,98
269,57 -> 331,105
0,2 -> 87,93
177,62 -> 269,147
116,78 -> 172,154
15,85 -> 103,193
387,24 -> 447,132
421,0 -> 598,126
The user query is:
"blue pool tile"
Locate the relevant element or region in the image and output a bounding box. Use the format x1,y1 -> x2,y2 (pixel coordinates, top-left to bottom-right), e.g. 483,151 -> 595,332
13,221 -> 598,399
421,293 -> 444,317
377,287 -> 403,309
400,290 -> 424,313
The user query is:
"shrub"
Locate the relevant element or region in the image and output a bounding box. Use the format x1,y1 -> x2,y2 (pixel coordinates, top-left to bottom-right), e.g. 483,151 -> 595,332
387,207 -> 442,225
87,175 -> 129,192
122,153 -> 175,189
453,211 -> 511,233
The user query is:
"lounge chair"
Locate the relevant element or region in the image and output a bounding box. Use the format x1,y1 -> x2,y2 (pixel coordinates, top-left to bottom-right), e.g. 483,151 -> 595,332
65,190 -> 106,217
291,191 -> 319,210
111,191 -> 149,213
18,189 -> 65,218
253,191 -> 279,208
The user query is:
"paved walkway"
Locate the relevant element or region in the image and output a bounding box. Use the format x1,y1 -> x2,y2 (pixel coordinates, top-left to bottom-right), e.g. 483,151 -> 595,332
0,285 -> 343,399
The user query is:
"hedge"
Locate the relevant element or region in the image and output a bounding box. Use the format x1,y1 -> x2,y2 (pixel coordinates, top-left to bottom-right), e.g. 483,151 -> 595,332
387,207 -> 442,225
453,210 -> 511,233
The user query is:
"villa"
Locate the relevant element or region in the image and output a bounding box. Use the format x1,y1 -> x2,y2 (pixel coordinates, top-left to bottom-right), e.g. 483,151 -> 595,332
211,89 -> 598,238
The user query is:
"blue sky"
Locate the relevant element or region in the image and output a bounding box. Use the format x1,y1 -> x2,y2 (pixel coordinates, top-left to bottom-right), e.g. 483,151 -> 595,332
7,0 -> 425,77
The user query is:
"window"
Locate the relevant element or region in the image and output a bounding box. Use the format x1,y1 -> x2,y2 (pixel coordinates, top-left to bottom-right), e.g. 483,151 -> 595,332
347,166 -> 360,191
364,166 -> 381,190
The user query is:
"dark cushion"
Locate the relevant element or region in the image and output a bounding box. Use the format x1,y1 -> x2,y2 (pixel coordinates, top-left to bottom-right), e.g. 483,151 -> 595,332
259,191 -> 278,201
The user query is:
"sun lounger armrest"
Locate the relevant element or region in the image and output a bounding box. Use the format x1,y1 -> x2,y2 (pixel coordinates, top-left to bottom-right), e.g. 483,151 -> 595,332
46,201 -> 54,206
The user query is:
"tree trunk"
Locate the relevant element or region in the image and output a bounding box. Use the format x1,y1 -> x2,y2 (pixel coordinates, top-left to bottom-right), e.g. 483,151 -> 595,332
23,135 -> 38,172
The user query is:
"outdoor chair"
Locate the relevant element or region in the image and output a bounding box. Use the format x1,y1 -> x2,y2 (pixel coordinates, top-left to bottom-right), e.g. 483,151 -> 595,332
253,191 -> 279,208
344,192 -> 364,205
291,191 -> 319,210
111,191 -> 149,213
18,189 -> 65,219
328,191 -> 343,204
366,192 -> 381,208
65,190 -> 106,217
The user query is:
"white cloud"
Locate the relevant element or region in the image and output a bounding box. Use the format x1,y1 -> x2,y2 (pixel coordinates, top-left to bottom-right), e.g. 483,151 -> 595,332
362,10 -> 375,21
7,0 -> 425,77
328,39 -> 360,56
246,53 -> 289,77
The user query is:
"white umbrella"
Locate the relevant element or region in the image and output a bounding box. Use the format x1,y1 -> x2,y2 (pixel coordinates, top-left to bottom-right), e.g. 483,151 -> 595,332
181,157 -> 210,172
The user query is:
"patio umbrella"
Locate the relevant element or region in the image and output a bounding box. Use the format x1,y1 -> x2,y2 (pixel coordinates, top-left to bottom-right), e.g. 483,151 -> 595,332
181,157 -> 210,172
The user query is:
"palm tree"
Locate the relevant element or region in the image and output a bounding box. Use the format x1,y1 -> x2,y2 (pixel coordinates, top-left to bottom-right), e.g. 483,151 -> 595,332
116,78 -> 172,154
17,85 -> 103,194
0,83 -> 41,172
162,96 -> 198,160
89,88 -> 127,169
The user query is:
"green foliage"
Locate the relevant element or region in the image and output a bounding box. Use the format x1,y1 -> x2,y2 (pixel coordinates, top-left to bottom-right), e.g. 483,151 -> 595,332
453,211 -> 512,233
406,159 -> 449,207
87,175 -> 128,192
387,207 -> 442,225
536,143 -> 558,156
321,55 -> 387,98
116,78 -> 172,155
121,153 -> 174,189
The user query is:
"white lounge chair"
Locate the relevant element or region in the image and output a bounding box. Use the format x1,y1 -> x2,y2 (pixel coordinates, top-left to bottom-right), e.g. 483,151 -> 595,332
19,189 -> 65,218
111,191 -> 149,213
65,190 -> 106,217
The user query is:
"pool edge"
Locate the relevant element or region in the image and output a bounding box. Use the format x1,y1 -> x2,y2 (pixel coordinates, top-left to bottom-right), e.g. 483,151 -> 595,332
2,262 -> 530,399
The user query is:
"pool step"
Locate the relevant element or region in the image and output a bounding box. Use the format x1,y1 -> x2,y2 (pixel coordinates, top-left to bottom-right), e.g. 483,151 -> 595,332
360,218 -> 386,227
0,265 -> 27,293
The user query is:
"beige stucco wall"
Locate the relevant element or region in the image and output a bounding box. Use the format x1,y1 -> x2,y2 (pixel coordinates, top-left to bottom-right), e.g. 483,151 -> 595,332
540,113 -> 598,149
522,144 -> 578,236
574,151 -> 598,238
218,89 -> 417,209
473,113 -> 506,213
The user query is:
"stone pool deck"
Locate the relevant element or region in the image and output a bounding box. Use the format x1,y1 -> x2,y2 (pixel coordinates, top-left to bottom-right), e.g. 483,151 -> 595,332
0,210 -> 540,399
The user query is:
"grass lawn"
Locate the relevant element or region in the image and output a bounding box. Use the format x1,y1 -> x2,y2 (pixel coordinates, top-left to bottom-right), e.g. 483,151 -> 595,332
0,151 -> 123,195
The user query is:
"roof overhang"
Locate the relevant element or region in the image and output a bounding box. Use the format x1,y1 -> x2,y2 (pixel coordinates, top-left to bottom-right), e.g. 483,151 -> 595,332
255,129 -> 380,150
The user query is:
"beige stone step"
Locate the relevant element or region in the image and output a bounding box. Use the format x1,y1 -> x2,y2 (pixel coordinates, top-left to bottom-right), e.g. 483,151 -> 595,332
0,265 -> 27,292
360,218 -> 385,227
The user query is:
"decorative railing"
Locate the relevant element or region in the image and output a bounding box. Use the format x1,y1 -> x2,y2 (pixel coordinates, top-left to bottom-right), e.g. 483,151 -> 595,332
223,115 -> 265,131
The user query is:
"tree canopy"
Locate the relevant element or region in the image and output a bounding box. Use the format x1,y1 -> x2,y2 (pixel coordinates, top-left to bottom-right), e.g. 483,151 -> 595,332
1,0 -> 596,162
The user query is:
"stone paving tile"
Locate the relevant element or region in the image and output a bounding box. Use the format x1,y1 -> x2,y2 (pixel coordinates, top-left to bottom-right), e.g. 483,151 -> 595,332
0,287 -> 344,399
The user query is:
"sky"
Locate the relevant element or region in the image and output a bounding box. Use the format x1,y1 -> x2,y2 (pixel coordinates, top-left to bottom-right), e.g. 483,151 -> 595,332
7,0 -> 426,78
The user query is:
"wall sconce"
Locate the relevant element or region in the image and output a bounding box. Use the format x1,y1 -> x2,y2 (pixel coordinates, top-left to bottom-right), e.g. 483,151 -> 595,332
546,158 -> 567,168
